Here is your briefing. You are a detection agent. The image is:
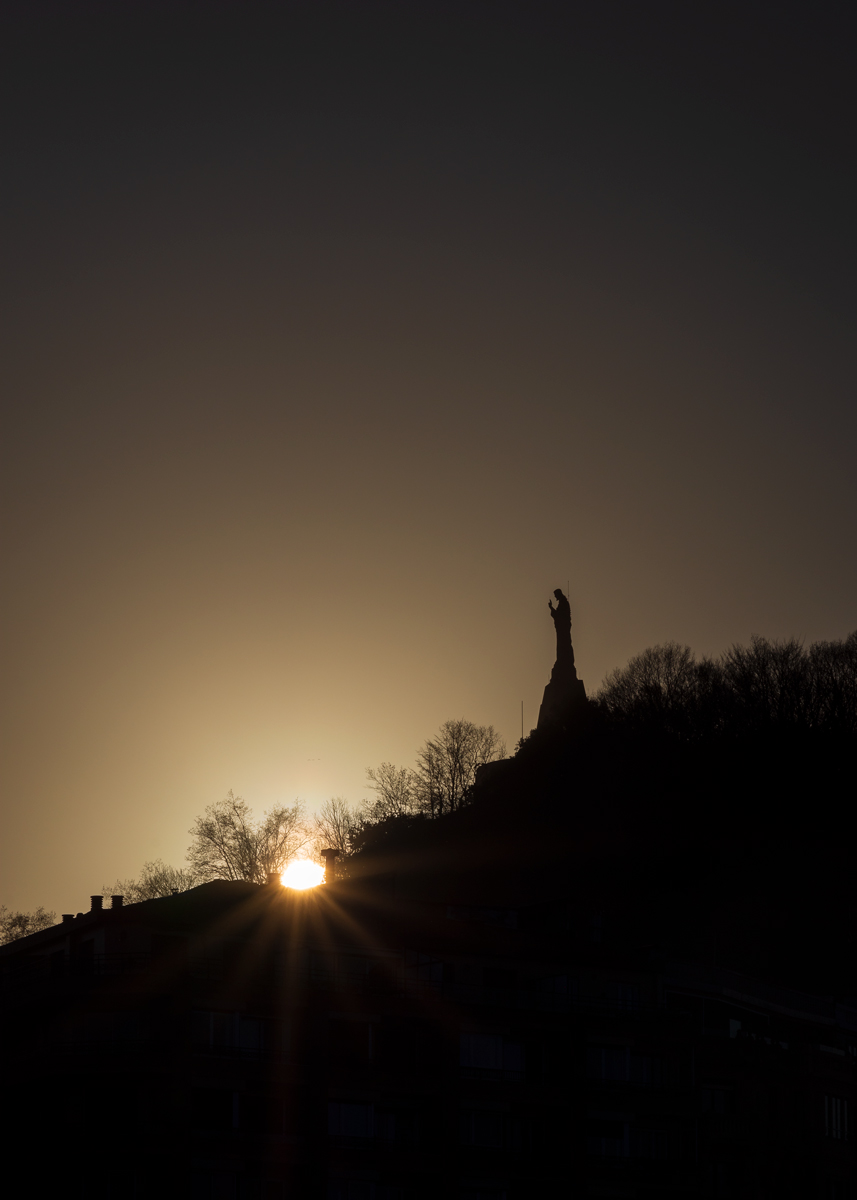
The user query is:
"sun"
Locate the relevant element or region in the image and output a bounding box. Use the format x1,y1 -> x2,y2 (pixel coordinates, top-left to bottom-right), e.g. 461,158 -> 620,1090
281,859 -> 325,889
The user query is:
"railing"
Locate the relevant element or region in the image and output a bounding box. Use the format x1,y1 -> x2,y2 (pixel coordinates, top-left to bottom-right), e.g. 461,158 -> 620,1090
665,961 -> 839,1024
584,1075 -> 683,1095
16,951 -> 845,1037
459,1066 -> 526,1083
1,952 -> 153,992
47,1037 -> 282,1061
2,953 -> 653,1019
433,980 -> 651,1016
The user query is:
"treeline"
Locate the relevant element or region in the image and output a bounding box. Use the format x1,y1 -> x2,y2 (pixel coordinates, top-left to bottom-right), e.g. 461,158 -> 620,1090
487,630 -> 857,867
594,633 -> 857,741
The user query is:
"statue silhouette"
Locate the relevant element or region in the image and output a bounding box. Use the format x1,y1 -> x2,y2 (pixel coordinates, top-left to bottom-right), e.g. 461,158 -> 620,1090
538,587 -> 586,730
548,588 -> 573,666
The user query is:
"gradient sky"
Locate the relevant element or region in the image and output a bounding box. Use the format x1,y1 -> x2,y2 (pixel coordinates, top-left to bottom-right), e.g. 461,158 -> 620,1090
2,1 -> 854,915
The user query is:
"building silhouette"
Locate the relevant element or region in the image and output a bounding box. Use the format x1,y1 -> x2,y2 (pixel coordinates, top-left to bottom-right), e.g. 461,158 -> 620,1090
2,861 -> 856,1199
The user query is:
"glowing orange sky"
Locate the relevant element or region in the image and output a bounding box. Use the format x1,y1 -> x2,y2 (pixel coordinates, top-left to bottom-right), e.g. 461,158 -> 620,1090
1,2 -> 854,914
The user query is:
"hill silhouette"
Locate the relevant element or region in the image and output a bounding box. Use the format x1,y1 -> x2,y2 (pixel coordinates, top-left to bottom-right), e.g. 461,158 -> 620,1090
347,633 -> 857,1000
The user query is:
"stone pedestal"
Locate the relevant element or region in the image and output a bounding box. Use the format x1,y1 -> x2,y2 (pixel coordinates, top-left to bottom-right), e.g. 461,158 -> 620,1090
537,655 -> 587,730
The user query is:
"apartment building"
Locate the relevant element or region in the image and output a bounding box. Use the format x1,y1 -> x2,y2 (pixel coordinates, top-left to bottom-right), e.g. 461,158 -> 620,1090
1,873 -> 854,1198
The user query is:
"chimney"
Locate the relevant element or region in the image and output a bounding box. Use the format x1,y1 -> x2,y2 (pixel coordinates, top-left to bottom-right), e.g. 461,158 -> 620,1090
321,848 -> 339,884
267,872 -> 282,887
62,914 -> 74,925
90,896 -> 103,913
111,895 -> 124,909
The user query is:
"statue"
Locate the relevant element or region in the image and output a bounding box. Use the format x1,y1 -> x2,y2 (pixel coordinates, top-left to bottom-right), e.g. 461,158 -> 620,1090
537,587 -> 586,730
548,588 -> 573,665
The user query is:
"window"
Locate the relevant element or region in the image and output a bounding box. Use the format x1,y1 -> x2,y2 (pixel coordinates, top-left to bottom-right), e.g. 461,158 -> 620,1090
665,991 -> 703,1024
239,1094 -> 283,1135
703,999 -> 768,1038
311,953 -> 337,983
81,1013 -> 112,1043
191,1011 -> 268,1054
77,939 -> 95,974
483,968 -> 516,991
328,1102 -> 374,1138
608,983 -> 639,1011
237,1016 -> 263,1051
825,1095 -> 849,1140
701,1087 -> 735,1115
340,955 -> 372,982
460,1034 -> 524,1078
586,1118 -> 629,1158
630,1054 -> 662,1086
461,1035 -> 502,1070
191,939 -> 224,979
460,1110 -> 518,1149
538,973 -> 570,996
702,1163 -> 733,1196
405,952 -> 444,986
329,1019 -> 374,1066
191,1172 -> 237,1200
375,1107 -> 419,1145
634,1129 -> 669,1159
239,1181 -> 285,1200
447,906 -> 517,928
114,1012 -> 140,1044
587,1045 -> 630,1082
77,1012 -> 140,1046
192,1088 -> 235,1132
327,1184 -> 403,1200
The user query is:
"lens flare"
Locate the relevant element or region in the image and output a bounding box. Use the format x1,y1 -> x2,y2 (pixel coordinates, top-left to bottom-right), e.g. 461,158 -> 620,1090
281,859 -> 324,889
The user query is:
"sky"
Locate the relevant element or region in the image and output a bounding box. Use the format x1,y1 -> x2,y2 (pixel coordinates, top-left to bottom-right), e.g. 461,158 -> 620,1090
2,1 -> 855,915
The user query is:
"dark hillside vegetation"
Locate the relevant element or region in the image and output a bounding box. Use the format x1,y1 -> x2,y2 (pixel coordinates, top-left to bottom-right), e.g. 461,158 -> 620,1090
348,633 -> 857,996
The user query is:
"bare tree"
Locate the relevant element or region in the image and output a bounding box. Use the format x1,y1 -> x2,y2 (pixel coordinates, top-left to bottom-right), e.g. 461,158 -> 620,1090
101,859 -> 202,904
412,719 -> 506,817
597,643 -> 699,716
808,631 -> 857,733
364,762 -> 417,821
313,796 -> 357,859
594,642 -> 722,741
0,905 -> 56,944
721,636 -> 810,729
187,791 -> 310,885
